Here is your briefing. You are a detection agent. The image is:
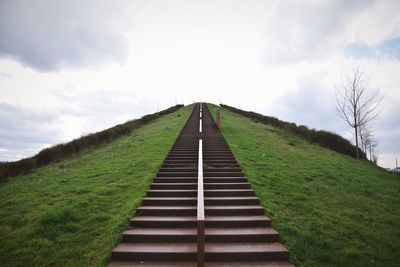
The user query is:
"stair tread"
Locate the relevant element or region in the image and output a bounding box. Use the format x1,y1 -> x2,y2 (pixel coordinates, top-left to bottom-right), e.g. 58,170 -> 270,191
205,227 -> 278,235
206,205 -> 263,210
139,206 -> 196,210
147,190 -> 197,192
205,242 -> 288,253
151,183 -> 197,185
124,228 -> 196,235
108,261 -> 196,267
131,216 -> 196,222
113,243 -> 196,253
144,197 -> 196,200
205,197 -> 258,200
206,215 -> 270,221
206,262 -> 294,267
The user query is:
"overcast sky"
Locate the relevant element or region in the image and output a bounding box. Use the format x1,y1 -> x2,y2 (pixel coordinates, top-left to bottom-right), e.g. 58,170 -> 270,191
0,0 -> 399,168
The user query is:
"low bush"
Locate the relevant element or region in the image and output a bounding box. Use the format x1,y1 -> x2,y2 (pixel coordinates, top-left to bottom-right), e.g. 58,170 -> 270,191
0,105 -> 183,181
221,104 -> 365,159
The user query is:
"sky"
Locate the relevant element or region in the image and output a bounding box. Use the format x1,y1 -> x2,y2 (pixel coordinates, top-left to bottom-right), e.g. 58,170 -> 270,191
0,0 -> 399,169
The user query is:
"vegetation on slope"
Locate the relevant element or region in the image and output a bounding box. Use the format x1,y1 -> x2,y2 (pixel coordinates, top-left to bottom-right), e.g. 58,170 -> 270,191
0,105 -> 192,267
208,104 -> 400,267
221,104 -> 365,159
0,105 -> 183,181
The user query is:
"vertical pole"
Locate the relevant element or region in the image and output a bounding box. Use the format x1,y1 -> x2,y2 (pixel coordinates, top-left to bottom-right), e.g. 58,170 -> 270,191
216,107 -> 221,129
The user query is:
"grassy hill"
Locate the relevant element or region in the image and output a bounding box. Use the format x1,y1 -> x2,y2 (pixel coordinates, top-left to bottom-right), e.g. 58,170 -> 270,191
1,102 -> 399,267
0,105 -> 192,267
208,104 -> 400,267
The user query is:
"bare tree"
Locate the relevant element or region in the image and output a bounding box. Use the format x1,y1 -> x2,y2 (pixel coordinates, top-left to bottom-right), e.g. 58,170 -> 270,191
369,136 -> 379,163
335,67 -> 382,159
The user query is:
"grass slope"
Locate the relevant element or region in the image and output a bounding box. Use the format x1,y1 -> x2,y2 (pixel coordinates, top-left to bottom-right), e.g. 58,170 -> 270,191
208,104 -> 400,267
0,105 -> 193,267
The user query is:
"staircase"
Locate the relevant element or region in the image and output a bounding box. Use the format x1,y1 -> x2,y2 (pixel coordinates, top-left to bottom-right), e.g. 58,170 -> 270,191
108,103 -> 292,266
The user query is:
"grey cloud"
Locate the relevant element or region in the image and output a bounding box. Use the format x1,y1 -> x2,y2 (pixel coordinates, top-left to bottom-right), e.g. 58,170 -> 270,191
0,103 -> 61,161
373,98 -> 400,154
263,0 -> 374,64
0,0 -> 139,71
0,88 -> 164,161
269,74 -> 347,134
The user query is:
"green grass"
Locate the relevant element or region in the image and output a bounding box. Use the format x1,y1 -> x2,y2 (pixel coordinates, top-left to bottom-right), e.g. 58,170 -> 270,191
0,105 -> 193,267
208,104 -> 400,267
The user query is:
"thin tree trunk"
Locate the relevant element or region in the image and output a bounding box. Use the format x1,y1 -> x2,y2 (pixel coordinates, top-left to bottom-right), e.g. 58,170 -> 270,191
355,126 -> 359,158
369,147 -> 372,161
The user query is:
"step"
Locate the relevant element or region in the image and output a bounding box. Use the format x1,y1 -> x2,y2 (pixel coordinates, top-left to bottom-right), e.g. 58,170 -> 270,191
203,172 -> 244,177
204,177 -> 247,183
163,160 -> 197,164
205,227 -> 279,242
203,168 -> 242,172
112,243 -> 196,261
205,242 -> 289,261
108,261 -> 197,267
205,205 -> 265,216
205,197 -> 259,205
130,216 -> 196,228
205,189 -> 255,197
205,215 -> 271,227
165,157 -> 198,160
150,183 -> 197,190
162,164 -> 197,168
206,261 -> 294,267
142,197 -> 196,206
204,164 -> 240,168
158,168 -> 197,172
122,228 -> 196,242
147,190 -> 197,197
153,178 -> 197,183
203,160 -> 237,164
204,183 -> 251,189
157,172 -> 197,177
137,206 -> 196,216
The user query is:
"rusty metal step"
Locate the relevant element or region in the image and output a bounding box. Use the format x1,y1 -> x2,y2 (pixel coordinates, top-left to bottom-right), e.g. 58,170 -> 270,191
147,190 -> 197,197
142,197 -> 197,206
204,242 -> 289,261
204,189 -> 255,197
150,183 -> 197,190
122,228 -> 197,242
137,206 -> 197,216
205,227 -> 279,242
205,205 -> 265,216
153,177 -> 198,183
204,183 -> 251,189
205,215 -> 271,228
112,243 -> 196,261
205,197 -> 259,205
130,216 -> 197,228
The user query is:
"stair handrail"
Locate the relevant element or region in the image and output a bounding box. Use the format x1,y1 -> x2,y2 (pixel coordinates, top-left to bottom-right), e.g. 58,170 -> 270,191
197,103 -> 205,267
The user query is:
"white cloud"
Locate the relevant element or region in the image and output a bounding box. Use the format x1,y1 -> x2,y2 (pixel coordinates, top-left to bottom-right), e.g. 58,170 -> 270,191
0,0 -> 140,71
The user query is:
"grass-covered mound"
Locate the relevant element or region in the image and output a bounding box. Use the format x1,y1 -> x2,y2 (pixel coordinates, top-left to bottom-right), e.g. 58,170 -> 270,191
0,105 -> 183,180
0,105 -> 192,267
208,104 -> 400,267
